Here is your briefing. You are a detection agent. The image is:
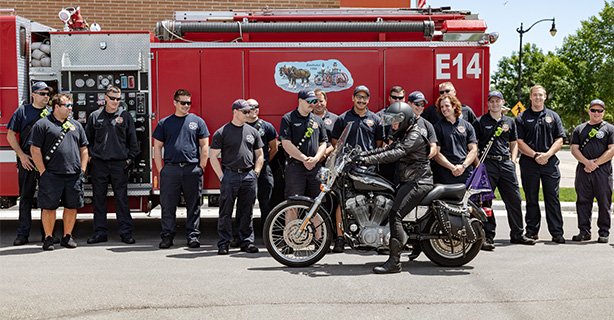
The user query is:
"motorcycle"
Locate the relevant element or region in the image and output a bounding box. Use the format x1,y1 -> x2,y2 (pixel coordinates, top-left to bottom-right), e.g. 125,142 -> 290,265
264,123 -> 489,268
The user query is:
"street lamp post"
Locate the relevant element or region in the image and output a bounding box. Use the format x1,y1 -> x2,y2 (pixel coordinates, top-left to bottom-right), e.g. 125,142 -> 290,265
516,18 -> 557,103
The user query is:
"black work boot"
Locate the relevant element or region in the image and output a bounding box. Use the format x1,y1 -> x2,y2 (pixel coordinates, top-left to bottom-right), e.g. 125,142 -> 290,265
373,238 -> 402,274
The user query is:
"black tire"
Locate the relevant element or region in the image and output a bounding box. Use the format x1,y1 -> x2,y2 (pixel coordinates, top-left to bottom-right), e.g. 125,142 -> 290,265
263,199 -> 332,267
420,216 -> 483,267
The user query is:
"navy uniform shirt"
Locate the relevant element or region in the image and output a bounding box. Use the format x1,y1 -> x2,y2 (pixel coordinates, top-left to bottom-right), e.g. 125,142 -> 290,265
279,109 -> 327,157
434,118 -> 477,164
7,104 -> 51,155
571,121 -> 614,171
152,113 -> 210,164
247,119 -> 277,162
515,107 -> 566,153
331,107 -> 385,151
475,113 -> 517,157
316,110 -> 338,147
85,107 -> 139,161
422,104 -> 478,127
30,113 -> 88,175
211,122 -> 264,169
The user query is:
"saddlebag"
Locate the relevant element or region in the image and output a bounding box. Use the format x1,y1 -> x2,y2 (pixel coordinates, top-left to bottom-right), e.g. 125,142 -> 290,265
432,200 -> 484,243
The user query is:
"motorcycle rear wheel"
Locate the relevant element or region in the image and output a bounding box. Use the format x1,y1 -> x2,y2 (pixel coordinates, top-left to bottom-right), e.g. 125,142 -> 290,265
263,199 -> 332,267
420,217 -> 483,267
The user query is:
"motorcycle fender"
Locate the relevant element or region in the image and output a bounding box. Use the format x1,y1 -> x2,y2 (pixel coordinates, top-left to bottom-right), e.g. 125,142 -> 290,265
287,195 -> 332,220
468,200 -> 488,222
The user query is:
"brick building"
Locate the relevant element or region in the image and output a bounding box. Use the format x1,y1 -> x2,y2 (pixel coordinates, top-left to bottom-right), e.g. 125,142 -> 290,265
2,1 -> 341,32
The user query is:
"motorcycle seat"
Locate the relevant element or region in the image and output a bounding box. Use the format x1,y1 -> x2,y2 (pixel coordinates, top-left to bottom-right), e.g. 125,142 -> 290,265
419,183 -> 466,205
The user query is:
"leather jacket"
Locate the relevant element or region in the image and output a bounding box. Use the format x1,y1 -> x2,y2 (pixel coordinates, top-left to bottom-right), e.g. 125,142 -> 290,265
359,125 -> 433,185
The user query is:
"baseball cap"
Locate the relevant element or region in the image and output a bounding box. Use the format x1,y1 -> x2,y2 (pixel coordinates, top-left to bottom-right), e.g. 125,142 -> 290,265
353,85 -> 370,96
31,81 -> 51,92
590,99 -> 605,108
298,89 -> 317,101
408,91 -> 427,103
488,90 -> 504,101
232,99 -> 251,110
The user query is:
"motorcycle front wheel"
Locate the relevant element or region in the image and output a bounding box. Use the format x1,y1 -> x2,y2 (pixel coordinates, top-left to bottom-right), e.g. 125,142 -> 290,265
263,199 -> 332,267
420,217 -> 483,267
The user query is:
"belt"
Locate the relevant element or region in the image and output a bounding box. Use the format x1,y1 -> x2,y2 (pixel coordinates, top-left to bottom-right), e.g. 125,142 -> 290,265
166,162 -> 195,167
226,167 -> 253,173
485,155 -> 509,161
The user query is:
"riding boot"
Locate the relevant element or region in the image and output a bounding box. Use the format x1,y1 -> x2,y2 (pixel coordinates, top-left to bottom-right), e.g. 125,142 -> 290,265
373,238 -> 402,274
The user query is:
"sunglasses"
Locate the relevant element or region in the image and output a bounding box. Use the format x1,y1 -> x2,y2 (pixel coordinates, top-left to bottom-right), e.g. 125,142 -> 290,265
35,91 -> 51,96
414,102 -> 426,107
248,104 -> 259,108
107,96 -> 122,101
306,99 -> 317,104
354,94 -> 369,101
59,103 -> 73,108
439,89 -> 452,95
175,100 -> 192,106
390,95 -> 404,100
240,110 -> 251,115
590,108 -> 605,113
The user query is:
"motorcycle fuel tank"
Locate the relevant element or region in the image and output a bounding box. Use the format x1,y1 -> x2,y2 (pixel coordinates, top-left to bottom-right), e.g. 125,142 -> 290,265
348,168 -> 395,193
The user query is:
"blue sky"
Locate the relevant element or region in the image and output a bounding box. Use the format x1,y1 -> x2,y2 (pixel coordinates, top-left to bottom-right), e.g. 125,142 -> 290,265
425,0 -> 608,75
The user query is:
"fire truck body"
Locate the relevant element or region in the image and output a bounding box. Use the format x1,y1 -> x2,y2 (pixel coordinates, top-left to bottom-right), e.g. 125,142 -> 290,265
0,7 -> 494,211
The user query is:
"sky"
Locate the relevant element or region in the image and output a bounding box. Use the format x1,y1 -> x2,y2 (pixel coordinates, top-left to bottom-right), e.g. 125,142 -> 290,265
424,0 -> 608,75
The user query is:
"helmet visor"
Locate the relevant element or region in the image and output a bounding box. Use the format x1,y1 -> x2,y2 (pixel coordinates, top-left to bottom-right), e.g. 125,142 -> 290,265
381,112 -> 405,126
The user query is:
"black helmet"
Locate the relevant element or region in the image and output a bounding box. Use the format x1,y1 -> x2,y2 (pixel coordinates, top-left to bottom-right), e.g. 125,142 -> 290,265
381,102 -> 416,139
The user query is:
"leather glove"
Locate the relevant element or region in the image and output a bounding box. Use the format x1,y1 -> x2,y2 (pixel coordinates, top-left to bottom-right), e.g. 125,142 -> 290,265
351,154 -> 365,166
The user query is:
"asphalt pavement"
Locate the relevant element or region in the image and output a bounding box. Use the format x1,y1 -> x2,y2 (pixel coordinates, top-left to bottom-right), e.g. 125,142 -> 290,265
1,149 -> 613,319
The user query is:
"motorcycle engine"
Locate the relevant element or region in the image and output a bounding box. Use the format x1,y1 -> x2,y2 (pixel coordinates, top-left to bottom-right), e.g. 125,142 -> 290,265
345,194 -> 393,248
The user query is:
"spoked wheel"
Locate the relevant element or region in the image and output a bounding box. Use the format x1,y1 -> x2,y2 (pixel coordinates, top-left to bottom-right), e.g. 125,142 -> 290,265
263,200 -> 332,267
420,217 -> 482,267
335,73 -> 348,87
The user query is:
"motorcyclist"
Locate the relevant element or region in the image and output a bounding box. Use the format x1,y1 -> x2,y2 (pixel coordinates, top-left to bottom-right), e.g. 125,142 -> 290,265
354,102 -> 434,274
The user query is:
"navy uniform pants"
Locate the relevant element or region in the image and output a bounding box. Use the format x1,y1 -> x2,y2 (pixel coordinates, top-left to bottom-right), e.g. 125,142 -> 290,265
519,155 -> 564,237
218,169 -> 258,248
90,158 -> 133,237
16,158 -> 39,237
284,160 -> 322,199
257,164 -> 274,226
574,165 -> 612,237
481,159 -> 525,240
160,163 -> 203,240
432,161 -> 472,185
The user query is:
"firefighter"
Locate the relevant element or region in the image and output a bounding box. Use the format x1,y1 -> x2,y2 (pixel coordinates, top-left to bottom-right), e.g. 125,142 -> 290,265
422,81 -> 478,127
515,85 -> 566,243
570,99 -> 613,244
474,90 -> 536,251
229,98 -> 279,240
313,88 -> 338,159
210,99 -> 264,255
407,91 -> 438,160
279,89 -> 328,200
30,93 -> 89,250
432,94 -> 478,184
376,86 -> 406,183
153,89 -> 210,249
84,86 -> 139,245
330,85 -> 385,252
7,82 -> 55,246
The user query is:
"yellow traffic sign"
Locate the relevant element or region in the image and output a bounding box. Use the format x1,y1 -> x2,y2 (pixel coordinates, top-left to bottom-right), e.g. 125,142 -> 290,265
511,102 -> 526,117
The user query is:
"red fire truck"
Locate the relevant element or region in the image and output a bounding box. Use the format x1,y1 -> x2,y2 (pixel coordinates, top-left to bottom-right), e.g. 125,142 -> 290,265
0,7 -> 497,211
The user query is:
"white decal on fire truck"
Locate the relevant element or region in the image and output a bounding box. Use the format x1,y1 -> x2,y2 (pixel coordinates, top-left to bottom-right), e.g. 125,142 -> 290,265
275,60 -> 353,93
0,150 -> 17,163
436,53 -> 481,80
